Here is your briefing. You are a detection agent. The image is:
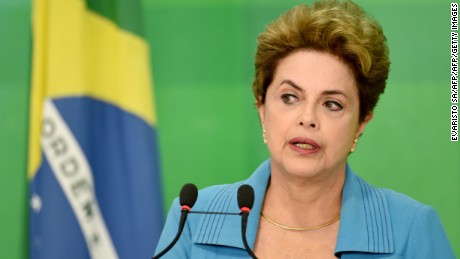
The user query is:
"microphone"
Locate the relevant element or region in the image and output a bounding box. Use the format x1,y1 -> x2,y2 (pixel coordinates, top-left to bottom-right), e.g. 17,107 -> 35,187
152,183 -> 198,259
237,184 -> 258,259
179,183 -> 198,211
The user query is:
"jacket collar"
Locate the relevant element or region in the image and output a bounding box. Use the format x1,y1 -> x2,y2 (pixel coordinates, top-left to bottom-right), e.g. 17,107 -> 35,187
335,164 -> 394,256
192,160 -> 395,255
192,160 -> 270,249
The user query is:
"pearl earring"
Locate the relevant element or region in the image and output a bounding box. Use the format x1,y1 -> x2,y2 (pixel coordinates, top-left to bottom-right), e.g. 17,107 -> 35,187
262,128 -> 267,144
350,138 -> 358,153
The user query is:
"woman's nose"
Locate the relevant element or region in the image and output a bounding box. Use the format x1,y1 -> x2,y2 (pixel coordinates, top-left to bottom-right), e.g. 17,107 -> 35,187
298,104 -> 319,130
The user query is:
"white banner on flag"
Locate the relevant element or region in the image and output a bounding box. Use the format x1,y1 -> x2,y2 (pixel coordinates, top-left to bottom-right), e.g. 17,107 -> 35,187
41,98 -> 119,259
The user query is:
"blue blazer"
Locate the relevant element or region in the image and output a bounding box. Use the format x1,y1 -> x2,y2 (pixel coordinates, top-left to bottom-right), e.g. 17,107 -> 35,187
155,160 -> 455,258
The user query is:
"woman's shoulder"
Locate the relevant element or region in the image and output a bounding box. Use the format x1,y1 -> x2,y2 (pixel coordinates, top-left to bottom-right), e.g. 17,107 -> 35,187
357,175 -> 437,226
346,169 -> 444,233
379,187 -> 428,213
192,160 -> 271,211
379,187 -> 455,257
377,187 -> 441,232
192,181 -> 244,211
343,172 -> 454,257
377,187 -> 446,233
346,168 -> 433,221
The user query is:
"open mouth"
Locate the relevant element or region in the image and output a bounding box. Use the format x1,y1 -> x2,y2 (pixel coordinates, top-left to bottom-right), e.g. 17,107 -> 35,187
293,143 -> 316,150
289,138 -> 320,153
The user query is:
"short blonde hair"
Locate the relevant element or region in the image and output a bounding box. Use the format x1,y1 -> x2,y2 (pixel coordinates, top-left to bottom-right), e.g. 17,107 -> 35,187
253,0 -> 390,122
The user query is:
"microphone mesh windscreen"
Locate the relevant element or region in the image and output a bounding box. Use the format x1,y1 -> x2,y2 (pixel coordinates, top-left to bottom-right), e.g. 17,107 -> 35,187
237,184 -> 255,209
179,183 -> 198,208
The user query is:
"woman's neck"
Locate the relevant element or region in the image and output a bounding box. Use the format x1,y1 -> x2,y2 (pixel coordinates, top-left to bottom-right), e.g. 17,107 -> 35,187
262,166 -> 345,227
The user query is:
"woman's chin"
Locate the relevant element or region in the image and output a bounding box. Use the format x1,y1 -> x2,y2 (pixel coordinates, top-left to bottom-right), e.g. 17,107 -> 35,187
273,162 -> 324,181
271,157 -> 346,183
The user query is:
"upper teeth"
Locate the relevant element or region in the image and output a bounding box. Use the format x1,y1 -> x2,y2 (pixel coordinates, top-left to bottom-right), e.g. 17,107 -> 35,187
295,143 -> 315,150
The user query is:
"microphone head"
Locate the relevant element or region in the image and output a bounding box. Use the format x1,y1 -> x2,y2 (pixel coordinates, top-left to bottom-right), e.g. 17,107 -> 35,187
179,183 -> 198,209
237,184 -> 255,212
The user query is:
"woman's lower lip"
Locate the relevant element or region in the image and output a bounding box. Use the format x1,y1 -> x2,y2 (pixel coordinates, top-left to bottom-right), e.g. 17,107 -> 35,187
289,143 -> 320,155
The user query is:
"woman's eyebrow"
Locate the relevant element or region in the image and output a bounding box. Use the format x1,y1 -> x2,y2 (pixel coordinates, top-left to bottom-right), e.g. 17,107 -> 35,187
279,79 -> 302,91
322,90 -> 348,98
279,80 -> 349,99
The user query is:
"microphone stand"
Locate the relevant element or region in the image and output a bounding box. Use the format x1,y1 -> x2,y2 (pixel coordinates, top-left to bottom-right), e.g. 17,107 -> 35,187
240,210 -> 258,259
152,209 -> 189,259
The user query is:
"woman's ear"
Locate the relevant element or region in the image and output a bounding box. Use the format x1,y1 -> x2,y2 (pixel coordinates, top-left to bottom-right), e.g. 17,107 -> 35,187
356,112 -> 373,137
256,97 -> 265,126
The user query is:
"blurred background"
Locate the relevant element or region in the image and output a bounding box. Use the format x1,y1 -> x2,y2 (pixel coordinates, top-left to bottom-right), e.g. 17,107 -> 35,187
0,0 -> 458,258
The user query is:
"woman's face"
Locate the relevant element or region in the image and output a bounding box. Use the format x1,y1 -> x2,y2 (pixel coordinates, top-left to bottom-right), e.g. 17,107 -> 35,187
258,50 -> 372,180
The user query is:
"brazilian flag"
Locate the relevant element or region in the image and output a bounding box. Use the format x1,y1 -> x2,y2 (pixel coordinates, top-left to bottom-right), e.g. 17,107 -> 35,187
28,0 -> 163,258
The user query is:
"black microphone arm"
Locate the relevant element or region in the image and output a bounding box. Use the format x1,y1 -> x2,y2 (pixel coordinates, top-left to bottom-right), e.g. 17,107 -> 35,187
237,184 -> 258,259
152,183 -> 198,259
189,211 -> 240,215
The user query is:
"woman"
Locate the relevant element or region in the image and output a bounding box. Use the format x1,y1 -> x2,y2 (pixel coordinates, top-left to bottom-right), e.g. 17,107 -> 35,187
155,1 -> 455,258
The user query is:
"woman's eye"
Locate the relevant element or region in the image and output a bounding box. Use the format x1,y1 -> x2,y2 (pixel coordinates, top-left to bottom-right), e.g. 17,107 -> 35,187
324,100 -> 343,111
281,94 -> 298,104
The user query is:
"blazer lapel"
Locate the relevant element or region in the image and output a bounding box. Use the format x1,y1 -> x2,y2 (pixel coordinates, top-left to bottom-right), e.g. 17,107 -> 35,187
335,165 -> 395,256
192,160 -> 271,250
